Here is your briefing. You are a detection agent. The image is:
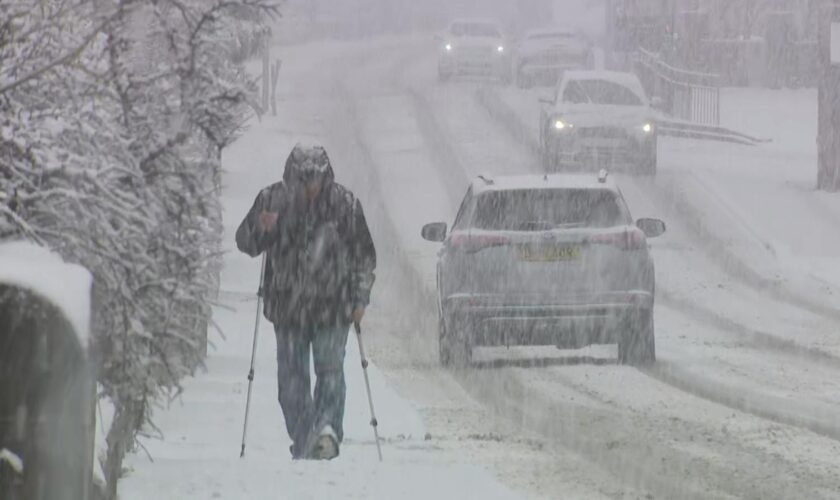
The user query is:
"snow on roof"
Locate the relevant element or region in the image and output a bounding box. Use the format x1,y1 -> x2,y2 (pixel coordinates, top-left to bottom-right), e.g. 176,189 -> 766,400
0,241 -> 92,349
472,173 -> 618,194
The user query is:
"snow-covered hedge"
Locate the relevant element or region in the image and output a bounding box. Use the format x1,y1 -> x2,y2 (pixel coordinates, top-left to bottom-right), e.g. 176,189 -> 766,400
0,1 -> 274,498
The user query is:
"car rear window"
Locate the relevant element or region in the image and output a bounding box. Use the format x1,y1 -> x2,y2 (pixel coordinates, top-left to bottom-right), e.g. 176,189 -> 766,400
472,189 -> 627,230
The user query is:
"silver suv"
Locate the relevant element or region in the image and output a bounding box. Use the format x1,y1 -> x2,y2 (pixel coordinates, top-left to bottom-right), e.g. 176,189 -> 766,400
539,71 -> 658,175
421,173 -> 666,367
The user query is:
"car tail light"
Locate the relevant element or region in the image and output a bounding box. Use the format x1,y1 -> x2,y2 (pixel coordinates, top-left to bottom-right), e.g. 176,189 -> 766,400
588,229 -> 646,250
449,233 -> 509,253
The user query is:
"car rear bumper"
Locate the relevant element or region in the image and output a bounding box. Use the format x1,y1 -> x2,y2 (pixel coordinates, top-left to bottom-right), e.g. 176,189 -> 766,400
444,291 -> 653,348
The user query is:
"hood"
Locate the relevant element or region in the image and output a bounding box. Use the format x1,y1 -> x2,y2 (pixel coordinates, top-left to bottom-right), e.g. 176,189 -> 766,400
554,104 -> 652,128
283,143 -> 335,186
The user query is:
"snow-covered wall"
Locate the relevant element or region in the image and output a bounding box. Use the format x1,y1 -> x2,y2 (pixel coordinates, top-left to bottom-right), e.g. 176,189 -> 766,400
0,242 -> 92,348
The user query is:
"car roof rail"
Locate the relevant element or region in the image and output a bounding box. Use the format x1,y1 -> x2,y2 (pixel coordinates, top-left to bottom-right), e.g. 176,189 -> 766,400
597,169 -> 609,183
477,174 -> 494,185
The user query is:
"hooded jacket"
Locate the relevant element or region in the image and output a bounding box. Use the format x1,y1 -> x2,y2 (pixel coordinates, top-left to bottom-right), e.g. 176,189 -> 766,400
235,145 -> 376,328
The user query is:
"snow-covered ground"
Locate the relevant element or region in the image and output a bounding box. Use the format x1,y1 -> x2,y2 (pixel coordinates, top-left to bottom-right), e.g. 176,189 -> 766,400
120,36 -> 840,499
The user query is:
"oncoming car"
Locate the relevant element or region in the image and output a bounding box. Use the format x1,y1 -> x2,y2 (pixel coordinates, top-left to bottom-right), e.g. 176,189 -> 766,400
513,28 -> 591,88
539,71 -> 658,175
421,173 -> 666,367
437,19 -> 511,82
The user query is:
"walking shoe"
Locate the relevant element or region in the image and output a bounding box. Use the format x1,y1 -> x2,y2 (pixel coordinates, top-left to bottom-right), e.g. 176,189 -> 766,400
311,425 -> 339,460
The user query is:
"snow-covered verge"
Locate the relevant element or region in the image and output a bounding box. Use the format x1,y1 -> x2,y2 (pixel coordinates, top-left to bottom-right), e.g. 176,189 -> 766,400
117,39 -> 526,500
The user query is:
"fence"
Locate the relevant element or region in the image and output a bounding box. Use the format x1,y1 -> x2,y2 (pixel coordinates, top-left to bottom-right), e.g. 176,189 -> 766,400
634,48 -> 721,126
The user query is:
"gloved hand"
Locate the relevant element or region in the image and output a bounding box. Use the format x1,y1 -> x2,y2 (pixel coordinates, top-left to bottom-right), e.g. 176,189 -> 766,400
352,306 -> 365,326
258,211 -> 278,232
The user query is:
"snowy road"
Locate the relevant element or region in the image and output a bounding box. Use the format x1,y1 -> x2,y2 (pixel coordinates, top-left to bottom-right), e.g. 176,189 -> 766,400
122,37 -> 840,499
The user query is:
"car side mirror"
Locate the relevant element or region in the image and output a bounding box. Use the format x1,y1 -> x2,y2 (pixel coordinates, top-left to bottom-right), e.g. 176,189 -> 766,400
421,222 -> 448,242
636,218 -> 666,238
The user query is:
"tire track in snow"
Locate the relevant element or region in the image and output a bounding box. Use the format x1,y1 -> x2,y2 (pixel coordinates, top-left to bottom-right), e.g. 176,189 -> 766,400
658,289 -> 840,367
460,357 -> 840,500
643,358 -> 840,442
644,171 -> 840,322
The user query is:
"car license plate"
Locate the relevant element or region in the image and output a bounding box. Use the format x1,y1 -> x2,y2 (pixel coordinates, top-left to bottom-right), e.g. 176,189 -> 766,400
519,245 -> 581,262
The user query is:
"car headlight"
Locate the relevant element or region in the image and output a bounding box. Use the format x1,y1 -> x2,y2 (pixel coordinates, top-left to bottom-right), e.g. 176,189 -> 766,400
554,119 -> 573,131
445,43 -> 453,52
497,45 -> 505,53
642,122 -> 654,134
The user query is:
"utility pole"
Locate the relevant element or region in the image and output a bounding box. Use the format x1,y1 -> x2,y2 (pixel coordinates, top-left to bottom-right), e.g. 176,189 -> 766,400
817,0 -> 840,190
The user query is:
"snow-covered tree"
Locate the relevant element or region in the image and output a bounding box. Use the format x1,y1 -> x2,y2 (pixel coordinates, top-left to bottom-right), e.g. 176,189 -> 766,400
0,0 -> 275,497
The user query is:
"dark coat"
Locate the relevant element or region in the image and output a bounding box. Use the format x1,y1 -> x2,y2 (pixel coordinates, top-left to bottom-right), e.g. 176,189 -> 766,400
236,145 -> 376,328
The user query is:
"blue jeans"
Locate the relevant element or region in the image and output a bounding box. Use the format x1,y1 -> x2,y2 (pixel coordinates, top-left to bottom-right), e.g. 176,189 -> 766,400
274,322 -> 349,458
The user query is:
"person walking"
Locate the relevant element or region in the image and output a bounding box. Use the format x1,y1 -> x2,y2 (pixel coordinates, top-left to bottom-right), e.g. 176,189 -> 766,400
236,143 -> 376,460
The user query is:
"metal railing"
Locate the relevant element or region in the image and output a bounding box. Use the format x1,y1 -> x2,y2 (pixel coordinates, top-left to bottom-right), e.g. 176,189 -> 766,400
634,48 -> 721,126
